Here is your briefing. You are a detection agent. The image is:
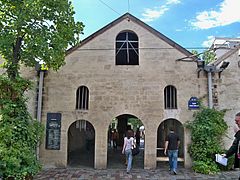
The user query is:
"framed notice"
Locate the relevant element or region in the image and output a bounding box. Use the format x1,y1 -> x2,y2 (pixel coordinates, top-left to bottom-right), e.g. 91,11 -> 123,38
45,113 -> 61,150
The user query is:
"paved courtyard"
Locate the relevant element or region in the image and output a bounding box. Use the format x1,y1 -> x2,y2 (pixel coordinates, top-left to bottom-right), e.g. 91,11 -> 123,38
34,167 -> 239,180
34,148 -> 239,179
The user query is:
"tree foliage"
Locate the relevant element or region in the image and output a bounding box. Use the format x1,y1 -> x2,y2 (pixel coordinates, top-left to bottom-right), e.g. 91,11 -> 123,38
128,118 -> 143,131
185,107 -> 228,174
202,50 -> 216,65
0,76 -> 44,179
191,50 -> 216,65
0,0 -> 84,78
0,0 -> 84,178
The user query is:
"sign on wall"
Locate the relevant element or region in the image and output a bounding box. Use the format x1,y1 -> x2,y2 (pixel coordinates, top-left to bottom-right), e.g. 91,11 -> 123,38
45,113 -> 61,150
188,97 -> 200,110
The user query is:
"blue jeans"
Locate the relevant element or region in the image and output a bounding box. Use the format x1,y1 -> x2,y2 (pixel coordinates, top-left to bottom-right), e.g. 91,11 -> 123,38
125,149 -> 132,172
168,150 -> 178,172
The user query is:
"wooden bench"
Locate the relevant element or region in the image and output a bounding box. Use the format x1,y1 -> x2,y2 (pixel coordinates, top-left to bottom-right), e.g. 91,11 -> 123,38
156,157 -> 184,162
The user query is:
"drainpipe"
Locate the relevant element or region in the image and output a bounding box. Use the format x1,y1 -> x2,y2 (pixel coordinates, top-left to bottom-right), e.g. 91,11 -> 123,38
204,65 -> 215,109
36,70 -> 44,160
207,71 -> 213,109
37,71 -> 44,122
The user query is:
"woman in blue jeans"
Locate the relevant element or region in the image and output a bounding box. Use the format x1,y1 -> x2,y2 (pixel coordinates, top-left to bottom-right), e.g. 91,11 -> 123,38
122,130 -> 134,174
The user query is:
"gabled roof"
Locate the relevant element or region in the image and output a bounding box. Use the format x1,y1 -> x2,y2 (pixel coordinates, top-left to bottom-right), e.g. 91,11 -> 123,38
210,46 -> 240,66
67,13 -> 195,59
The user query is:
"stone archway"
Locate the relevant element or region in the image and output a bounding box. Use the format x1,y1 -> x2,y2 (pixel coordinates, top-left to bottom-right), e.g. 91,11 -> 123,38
67,120 -> 95,168
157,119 -> 184,166
107,114 -> 145,169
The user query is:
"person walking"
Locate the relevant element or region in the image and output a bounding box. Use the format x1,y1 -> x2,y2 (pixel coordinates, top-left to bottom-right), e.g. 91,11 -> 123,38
135,128 -> 141,147
122,130 -> 134,174
223,112 -> 240,177
232,124 -> 240,170
112,129 -> 119,150
164,127 -> 180,175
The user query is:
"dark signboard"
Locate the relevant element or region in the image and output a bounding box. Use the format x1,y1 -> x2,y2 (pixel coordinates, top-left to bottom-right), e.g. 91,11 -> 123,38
188,97 -> 200,109
46,113 -> 61,150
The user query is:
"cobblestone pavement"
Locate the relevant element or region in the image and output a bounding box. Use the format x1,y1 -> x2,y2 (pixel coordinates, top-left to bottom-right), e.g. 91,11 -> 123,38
34,167 -> 240,180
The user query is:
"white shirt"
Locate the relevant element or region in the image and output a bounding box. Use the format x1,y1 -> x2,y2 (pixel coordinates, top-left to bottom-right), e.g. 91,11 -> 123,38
124,137 -> 134,150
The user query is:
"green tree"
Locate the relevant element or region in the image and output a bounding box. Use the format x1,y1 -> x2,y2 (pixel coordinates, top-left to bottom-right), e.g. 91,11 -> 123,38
0,0 -> 84,178
202,50 -> 216,65
191,50 -> 216,65
0,0 -> 84,78
128,118 -> 143,131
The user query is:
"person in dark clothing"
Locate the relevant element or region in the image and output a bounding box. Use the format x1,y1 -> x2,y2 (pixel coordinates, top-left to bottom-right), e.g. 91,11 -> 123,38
233,153 -> 240,170
135,128 -> 141,147
224,112 -> 240,179
225,130 -> 240,158
232,125 -> 240,170
225,113 -> 240,157
111,129 -> 119,149
164,127 -> 180,175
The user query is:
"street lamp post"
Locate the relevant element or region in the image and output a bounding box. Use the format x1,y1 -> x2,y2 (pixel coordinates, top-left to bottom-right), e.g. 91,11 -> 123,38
201,62 -> 229,109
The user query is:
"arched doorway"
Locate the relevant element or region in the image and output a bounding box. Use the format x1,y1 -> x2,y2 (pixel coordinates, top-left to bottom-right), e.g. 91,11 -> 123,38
107,114 -> 145,169
157,119 -> 184,167
67,120 -> 95,168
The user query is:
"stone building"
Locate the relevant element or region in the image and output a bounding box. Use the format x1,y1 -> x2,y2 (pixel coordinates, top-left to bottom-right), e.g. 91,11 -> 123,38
36,13 -> 208,169
1,13 -> 240,169
208,45 -> 240,148
211,37 -> 240,59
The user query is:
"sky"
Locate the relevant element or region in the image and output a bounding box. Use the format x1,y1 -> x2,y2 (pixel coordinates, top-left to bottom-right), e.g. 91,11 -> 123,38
72,0 -> 240,52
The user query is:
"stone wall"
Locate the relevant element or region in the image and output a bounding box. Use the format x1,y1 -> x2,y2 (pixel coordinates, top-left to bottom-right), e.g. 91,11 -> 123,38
38,17 -> 207,169
213,50 -> 240,148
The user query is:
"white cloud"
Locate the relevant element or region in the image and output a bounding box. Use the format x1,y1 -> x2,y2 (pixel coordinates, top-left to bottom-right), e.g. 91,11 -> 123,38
191,0 -> 240,29
141,6 -> 169,22
202,36 -> 215,47
141,0 -> 181,22
175,29 -> 183,32
166,0 -> 181,5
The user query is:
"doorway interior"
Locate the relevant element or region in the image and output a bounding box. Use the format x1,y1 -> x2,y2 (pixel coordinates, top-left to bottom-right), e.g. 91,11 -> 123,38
67,120 -> 95,168
107,114 -> 145,169
157,118 -> 184,167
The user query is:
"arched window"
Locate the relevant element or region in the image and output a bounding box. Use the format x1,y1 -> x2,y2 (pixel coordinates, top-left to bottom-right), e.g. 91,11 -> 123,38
76,86 -> 89,110
164,85 -> 177,109
116,31 -> 139,65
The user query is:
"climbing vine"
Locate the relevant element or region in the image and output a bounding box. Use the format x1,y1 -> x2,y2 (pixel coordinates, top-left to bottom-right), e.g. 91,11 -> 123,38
0,0 -> 84,178
185,107 -> 228,174
0,75 -> 44,179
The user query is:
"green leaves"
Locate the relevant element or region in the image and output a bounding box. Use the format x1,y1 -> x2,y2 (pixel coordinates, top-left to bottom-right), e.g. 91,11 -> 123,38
0,0 -> 84,76
191,50 -> 216,65
0,142 -> 42,179
185,107 -> 228,174
0,0 -> 83,178
0,76 -> 44,178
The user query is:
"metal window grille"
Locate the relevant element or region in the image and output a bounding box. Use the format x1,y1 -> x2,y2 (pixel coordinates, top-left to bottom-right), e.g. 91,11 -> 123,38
76,86 -> 89,110
116,31 -> 139,65
164,85 -> 177,109
76,120 -> 86,131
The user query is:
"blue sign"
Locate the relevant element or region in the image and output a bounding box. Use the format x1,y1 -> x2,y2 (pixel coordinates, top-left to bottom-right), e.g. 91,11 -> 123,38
188,97 -> 200,109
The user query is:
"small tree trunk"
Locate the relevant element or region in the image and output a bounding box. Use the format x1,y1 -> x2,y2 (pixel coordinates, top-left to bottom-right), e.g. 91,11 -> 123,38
7,36 -> 22,80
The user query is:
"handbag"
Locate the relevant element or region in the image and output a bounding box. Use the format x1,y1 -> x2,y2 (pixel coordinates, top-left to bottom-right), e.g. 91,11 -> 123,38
132,146 -> 140,156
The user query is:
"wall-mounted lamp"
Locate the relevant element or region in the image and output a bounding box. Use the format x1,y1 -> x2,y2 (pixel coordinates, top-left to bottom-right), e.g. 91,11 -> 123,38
220,61 -> 230,69
197,60 -> 205,69
218,61 -> 230,78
